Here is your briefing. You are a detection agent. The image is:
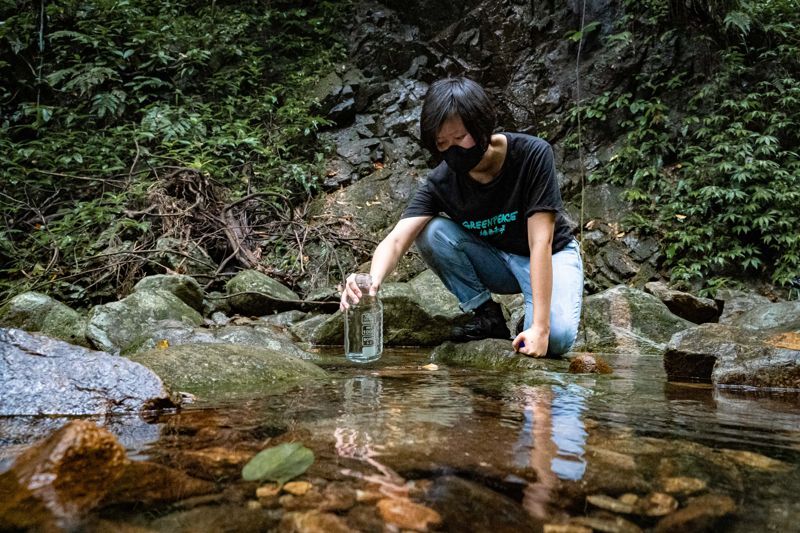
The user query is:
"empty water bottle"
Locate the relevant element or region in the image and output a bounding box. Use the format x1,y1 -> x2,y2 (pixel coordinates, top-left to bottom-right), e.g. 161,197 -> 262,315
344,274 -> 383,363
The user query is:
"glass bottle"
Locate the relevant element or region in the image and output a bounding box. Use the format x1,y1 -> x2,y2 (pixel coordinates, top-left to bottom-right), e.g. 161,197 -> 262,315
344,274 -> 383,363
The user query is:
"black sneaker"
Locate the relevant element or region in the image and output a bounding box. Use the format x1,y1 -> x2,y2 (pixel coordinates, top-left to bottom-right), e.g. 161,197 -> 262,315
452,299 -> 511,341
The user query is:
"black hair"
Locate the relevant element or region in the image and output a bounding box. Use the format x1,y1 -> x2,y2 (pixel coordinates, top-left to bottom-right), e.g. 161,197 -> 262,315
419,77 -> 497,157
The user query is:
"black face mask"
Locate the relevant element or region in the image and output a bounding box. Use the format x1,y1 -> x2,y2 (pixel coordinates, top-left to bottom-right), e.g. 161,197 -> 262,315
442,142 -> 486,174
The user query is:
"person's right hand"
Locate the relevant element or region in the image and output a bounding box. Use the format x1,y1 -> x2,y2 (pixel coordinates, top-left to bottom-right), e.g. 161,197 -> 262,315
339,273 -> 379,312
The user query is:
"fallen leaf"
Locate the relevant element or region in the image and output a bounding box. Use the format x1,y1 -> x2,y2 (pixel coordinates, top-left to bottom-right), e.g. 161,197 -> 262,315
156,339 -> 169,349
242,442 -> 315,486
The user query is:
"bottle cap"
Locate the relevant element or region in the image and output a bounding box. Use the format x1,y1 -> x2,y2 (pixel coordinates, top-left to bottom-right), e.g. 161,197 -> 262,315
354,273 -> 372,290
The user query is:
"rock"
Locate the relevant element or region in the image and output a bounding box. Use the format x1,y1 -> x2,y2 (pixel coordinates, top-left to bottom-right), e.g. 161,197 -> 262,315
664,323 -> 800,387
570,515 -> 642,533
422,476 -> 539,532
569,354 -> 613,374
719,449 -> 791,471
101,460 -> 215,507
279,510 -> 351,533
0,420 -> 127,531
644,282 -> 720,324
283,481 -> 313,496
432,338 -> 569,371
573,286 -> 694,355
87,289 -> 203,353
163,447 -> 254,481
261,310 -> 308,327
586,494 -> 635,514
0,328 -> 175,416
0,291 -> 89,346
126,343 -> 327,398
257,484 -> 282,507
149,504 -> 278,533
290,313 -> 344,346
660,476 -> 707,496
125,321 -> 317,361
637,492 -> 678,517
377,498 -> 442,531
653,494 -> 736,532
134,274 -> 205,312
715,289 -> 772,324
226,270 -> 300,315
729,301 -> 800,332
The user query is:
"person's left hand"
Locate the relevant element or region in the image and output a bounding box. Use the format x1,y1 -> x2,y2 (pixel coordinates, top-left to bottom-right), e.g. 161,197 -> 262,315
512,325 -> 549,357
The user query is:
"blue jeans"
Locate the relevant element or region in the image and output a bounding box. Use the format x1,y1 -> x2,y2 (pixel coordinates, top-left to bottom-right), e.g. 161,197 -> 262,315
415,217 -> 584,356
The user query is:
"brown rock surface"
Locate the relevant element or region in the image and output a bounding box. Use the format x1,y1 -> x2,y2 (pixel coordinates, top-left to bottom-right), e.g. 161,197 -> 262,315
101,460 -> 215,507
654,494 -> 736,532
569,354 -> 613,374
0,420 -> 128,531
279,510 -> 352,533
377,497 -> 442,531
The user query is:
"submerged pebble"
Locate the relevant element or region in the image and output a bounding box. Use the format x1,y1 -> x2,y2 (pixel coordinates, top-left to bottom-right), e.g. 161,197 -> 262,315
569,354 -> 613,374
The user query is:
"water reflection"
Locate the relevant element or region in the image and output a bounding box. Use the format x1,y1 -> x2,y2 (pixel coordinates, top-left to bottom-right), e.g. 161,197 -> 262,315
334,375 -> 383,460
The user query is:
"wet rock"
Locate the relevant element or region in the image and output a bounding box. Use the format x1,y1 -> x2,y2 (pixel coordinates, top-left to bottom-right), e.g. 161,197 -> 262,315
290,313 -> 344,346
101,460 -> 215,507
163,446 -> 254,481
283,481 -> 313,496
347,504 -> 385,532
424,476 -> 539,532
544,525 -> 592,533
319,482 -> 357,512
719,449 -> 792,471
134,274 -> 205,312
571,515 -> 643,533
149,504 -> 278,533
637,492 -> 678,517
730,301 -> 800,332
279,510 -> 351,533
715,289 -> 772,324
377,497 -> 442,531
644,282 -> 720,324
87,289 -> 203,353
257,484 -> 282,507
0,328 -> 175,416
573,286 -> 693,355
569,354 -> 612,374
261,310 -> 309,327
653,494 -> 736,532
432,338 -> 569,371
660,476 -> 707,496
226,270 -> 300,315
125,321 -> 317,361
0,291 -> 89,347
664,323 -> 800,387
127,343 -> 327,398
587,494 -> 635,514
0,420 -> 127,531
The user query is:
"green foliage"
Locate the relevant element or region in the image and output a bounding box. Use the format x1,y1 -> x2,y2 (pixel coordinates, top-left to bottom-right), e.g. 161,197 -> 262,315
241,442 -> 315,486
573,0 -> 800,289
0,0 -> 349,303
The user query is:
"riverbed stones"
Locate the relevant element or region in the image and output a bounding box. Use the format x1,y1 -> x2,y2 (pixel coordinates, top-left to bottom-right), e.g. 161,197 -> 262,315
87,289 -> 203,353
664,323 -> 800,387
279,510 -> 351,533
644,282 -> 720,324
572,286 -> 694,355
653,494 -> 736,532
101,460 -> 215,507
134,274 -> 204,312
126,343 -> 327,397
0,420 -> 127,531
226,270 -> 300,315
377,497 -> 442,531
0,328 -> 175,415
0,291 -> 89,346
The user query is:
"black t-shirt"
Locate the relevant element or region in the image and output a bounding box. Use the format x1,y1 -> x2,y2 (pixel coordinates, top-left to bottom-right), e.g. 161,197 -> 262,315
401,133 -> 573,256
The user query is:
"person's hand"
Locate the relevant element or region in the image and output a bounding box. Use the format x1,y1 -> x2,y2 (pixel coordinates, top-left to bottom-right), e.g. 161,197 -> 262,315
339,273 -> 379,312
512,325 -> 549,357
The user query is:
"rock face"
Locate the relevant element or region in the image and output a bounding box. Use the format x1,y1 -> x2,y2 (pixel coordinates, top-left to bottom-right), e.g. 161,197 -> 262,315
715,289 -> 772,324
134,274 -> 205,312
644,281 -> 720,324
87,289 -> 203,353
0,328 -> 175,416
0,420 -> 128,531
730,301 -> 800,332
0,291 -> 89,347
664,323 -> 800,388
126,343 -> 327,397
226,270 -> 300,315
573,286 -> 693,355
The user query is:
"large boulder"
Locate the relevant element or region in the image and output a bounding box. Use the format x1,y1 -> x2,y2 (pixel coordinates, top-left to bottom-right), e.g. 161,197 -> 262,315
123,320 -> 317,361
290,270 -> 469,346
431,338 -> 570,372
715,289 -> 772,324
87,289 -> 203,353
0,291 -> 88,347
664,323 -> 800,388
644,281 -> 720,324
126,343 -> 327,398
0,328 -> 176,416
573,285 -> 694,355
226,270 -> 299,315
134,274 -> 205,312
0,420 -> 128,531
729,301 -> 800,332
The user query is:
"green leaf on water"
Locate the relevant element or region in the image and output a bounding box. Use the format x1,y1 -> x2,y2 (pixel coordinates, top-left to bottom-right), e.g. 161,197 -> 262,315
241,442 -> 314,485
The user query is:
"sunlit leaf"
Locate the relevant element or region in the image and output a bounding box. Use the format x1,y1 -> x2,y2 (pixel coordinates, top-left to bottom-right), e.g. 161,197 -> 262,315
242,442 -> 314,485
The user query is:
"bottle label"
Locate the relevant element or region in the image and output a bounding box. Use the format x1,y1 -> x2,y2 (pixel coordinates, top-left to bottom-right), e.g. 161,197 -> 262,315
361,314 -> 374,347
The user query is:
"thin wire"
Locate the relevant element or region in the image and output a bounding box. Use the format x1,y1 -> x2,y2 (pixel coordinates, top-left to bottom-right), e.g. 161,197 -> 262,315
576,0 -> 588,343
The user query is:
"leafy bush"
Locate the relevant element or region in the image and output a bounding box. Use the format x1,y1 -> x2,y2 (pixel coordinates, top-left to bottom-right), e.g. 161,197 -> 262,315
0,0 -> 349,303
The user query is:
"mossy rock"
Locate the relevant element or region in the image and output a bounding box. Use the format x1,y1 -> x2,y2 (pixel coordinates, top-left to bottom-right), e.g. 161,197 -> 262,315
226,270 -> 299,315
0,292 -> 88,347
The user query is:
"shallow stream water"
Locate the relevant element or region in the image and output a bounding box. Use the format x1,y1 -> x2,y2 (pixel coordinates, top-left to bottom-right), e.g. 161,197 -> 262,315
3,349 -> 800,531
